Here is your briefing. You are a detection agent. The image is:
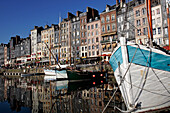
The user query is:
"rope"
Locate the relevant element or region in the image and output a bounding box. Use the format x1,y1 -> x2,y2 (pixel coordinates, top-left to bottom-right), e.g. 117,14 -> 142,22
102,46 -> 138,113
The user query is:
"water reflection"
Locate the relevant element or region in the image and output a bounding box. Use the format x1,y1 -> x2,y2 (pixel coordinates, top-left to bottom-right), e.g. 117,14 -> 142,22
0,75 -> 125,113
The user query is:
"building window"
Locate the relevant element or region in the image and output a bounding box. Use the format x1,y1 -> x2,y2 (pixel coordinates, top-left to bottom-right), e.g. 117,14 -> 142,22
88,46 -> 91,50
92,51 -> 95,55
82,53 -> 84,57
92,38 -> 94,43
106,15 -> 110,22
85,32 -> 87,36
111,14 -> 115,21
158,27 -> 161,34
89,52 -> 91,56
81,26 -> 84,30
142,8 -> 146,15
153,28 -> 156,35
156,8 -> 160,14
95,24 -> 98,28
91,32 -> 94,36
88,39 -> 91,43
152,19 -> 155,25
137,20 -> 141,26
107,24 -> 110,31
96,37 -> 99,42
88,26 -> 90,30
92,45 -> 95,49
84,25 -> 86,29
88,32 -> 90,37
137,29 -> 141,36
143,28 -> 147,35
136,10 -> 140,17
102,25 -> 105,32
91,25 -> 94,29
165,27 -> 168,34
152,10 -> 155,15
101,17 -> 105,23
157,17 -> 161,23
77,31 -> 79,36
82,32 -> 84,37
96,45 -> 99,49
112,24 -> 115,31
84,18 -> 86,23
96,30 -> 98,35
143,18 -> 146,25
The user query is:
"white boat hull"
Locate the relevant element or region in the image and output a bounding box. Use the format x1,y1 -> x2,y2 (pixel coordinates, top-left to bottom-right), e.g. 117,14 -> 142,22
109,38 -> 170,112
44,69 -> 67,79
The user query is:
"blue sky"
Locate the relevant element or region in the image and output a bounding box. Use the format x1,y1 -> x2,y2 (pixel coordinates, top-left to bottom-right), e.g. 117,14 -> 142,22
0,0 -> 116,44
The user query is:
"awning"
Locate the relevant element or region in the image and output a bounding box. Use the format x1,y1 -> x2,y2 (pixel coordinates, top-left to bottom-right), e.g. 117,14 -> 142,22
101,31 -> 117,36
107,44 -> 111,48
99,54 -> 111,56
112,43 -> 117,47
163,46 -> 170,50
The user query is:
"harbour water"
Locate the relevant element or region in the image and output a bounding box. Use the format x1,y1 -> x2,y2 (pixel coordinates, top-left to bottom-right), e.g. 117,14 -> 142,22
0,74 -> 125,113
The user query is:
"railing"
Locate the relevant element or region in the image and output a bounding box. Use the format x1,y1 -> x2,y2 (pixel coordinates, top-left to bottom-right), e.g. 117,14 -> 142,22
100,39 -> 117,43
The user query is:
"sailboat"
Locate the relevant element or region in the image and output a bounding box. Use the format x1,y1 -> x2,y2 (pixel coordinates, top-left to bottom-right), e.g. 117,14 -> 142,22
43,34 -> 68,79
109,0 -> 170,112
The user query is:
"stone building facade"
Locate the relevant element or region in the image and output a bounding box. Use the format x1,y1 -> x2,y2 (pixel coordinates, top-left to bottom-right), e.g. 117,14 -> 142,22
117,0 -> 135,42
87,17 -> 101,58
31,26 -> 43,62
100,4 -> 117,61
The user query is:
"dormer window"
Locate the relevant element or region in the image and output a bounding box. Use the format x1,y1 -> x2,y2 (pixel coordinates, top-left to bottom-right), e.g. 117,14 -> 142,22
106,7 -> 109,12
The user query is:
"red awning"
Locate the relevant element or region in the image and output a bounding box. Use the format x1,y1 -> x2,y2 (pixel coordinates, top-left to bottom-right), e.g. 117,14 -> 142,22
27,55 -> 31,57
27,59 -> 31,61
98,54 -> 111,56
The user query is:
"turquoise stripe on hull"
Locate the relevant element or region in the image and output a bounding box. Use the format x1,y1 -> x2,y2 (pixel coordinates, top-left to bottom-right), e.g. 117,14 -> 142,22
109,46 -> 170,72
127,46 -> 170,72
109,47 -> 123,71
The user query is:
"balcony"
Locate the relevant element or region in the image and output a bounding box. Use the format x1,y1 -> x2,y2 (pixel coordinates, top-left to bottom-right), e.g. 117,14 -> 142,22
100,40 -> 110,44
100,39 -> 117,44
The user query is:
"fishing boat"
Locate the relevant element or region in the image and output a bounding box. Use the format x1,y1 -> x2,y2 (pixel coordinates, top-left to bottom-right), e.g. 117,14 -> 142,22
43,37 -> 68,79
109,0 -> 170,112
66,70 -> 107,81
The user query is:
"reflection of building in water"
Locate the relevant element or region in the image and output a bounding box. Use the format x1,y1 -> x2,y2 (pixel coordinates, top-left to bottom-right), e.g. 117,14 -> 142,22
0,78 -> 5,102
2,77 -> 32,112
82,85 -> 105,112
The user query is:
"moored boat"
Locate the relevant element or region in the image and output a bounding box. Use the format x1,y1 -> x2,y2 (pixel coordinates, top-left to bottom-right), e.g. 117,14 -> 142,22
44,69 -> 67,79
66,70 -> 107,81
109,37 -> 170,112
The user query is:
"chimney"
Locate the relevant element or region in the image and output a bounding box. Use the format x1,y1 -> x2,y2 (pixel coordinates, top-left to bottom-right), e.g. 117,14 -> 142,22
120,0 -> 125,7
106,4 -> 110,8
34,26 -> 38,29
45,25 -> 49,29
67,12 -> 70,19
76,11 -> 82,17
116,0 -> 119,6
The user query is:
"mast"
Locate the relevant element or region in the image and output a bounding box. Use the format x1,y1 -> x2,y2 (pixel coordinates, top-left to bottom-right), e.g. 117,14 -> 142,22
44,42 -> 61,68
146,0 -> 153,46
49,36 -> 51,66
69,32 -> 72,66
167,2 -> 170,49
